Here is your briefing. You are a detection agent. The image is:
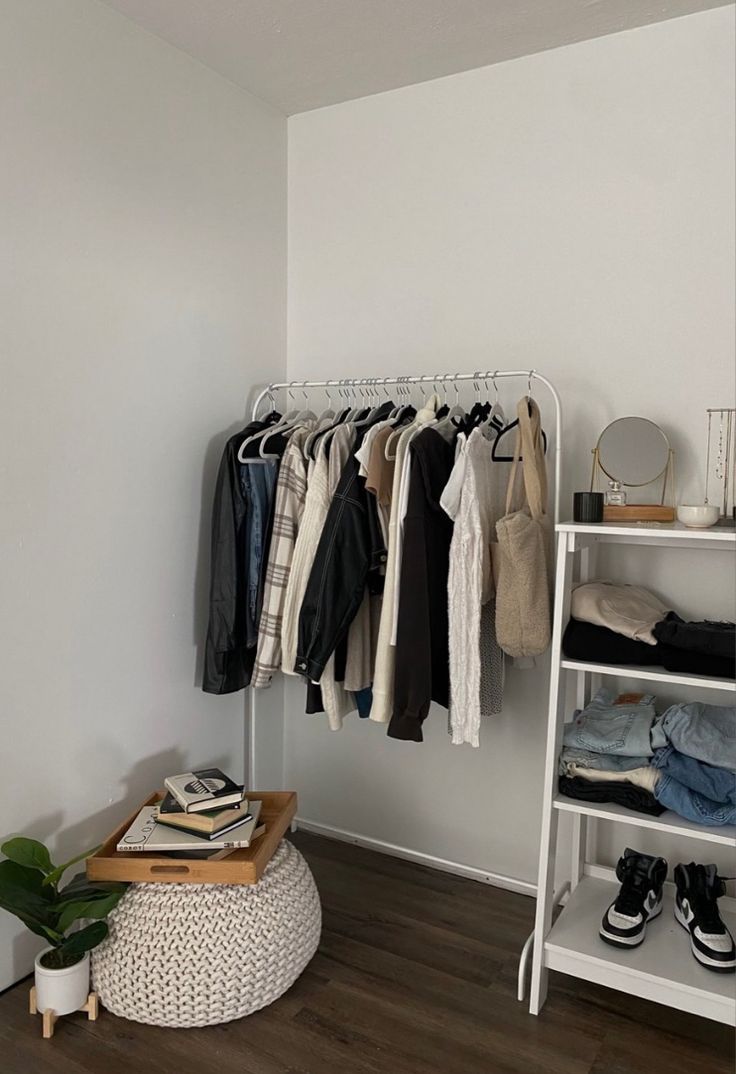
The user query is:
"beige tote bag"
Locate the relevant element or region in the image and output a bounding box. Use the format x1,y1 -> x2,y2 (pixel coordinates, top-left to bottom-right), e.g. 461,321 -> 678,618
494,398 -> 551,659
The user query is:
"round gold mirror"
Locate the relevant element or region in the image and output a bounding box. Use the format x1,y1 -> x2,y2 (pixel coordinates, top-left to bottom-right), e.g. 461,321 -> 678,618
596,417 -> 671,487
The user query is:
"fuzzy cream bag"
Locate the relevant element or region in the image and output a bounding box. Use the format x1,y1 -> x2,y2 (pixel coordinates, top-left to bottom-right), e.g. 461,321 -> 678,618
494,398 -> 551,659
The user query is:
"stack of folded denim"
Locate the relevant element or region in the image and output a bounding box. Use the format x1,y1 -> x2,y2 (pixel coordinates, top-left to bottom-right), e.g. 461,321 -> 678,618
559,689 -> 736,826
559,689 -> 664,815
650,702 -> 736,826
562,582 -> 735,680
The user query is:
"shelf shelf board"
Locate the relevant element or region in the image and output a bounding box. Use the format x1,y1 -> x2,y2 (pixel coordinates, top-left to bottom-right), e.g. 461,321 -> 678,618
545,875 -> 736,1025
553,797 -> 736,847
560,659 -> 736,692
557,520 -> 736,548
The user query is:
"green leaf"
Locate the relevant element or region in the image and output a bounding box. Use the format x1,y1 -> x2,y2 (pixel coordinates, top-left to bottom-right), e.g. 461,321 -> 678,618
57,890 -> 125,933
56,921 -> 108,961
0,861 -> 62,943
57,873 -> 127,903
42,846 -> 101,889
1,838 -> 54,874
0,860 -> 52,899
0,861 -> 55,918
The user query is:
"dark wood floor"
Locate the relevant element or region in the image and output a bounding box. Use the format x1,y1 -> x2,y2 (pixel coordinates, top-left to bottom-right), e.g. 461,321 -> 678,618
1,831 -> 733,1073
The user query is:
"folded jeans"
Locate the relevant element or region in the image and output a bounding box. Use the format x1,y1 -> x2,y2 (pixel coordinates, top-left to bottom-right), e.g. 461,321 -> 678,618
558,745 -> 652,775
562,688 -> 656,757
651,702 -> 736,770
654,774 -> 736,827
651,744 -> 736,804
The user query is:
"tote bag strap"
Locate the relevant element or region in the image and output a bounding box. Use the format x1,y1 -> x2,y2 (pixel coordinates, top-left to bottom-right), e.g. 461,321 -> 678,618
504,398 -> 548,519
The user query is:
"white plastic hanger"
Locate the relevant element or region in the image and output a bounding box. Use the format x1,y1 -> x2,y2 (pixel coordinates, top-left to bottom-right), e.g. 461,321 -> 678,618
260,383 -> 317,459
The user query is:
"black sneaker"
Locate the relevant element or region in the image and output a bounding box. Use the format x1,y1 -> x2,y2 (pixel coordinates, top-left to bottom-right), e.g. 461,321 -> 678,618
599,848 -> 667,949
674,862 -> 736,974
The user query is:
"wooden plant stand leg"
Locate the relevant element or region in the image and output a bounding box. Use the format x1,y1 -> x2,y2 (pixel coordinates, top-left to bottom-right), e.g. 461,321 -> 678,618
80,991 -> 99,1021
29,987 -> 99,1037
42,1009 -> 57,1039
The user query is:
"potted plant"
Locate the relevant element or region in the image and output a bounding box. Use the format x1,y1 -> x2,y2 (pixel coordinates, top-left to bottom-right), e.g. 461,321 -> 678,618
0,836 -> 127,1019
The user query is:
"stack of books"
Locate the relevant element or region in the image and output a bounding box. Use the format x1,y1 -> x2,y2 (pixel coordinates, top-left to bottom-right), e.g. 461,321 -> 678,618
116,768 -> 265,860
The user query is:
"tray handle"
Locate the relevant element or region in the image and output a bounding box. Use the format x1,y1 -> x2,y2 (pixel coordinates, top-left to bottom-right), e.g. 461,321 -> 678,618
149,865 -> 191,874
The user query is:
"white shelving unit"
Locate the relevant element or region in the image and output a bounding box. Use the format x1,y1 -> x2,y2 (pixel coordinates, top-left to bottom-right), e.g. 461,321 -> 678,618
527,520 -> 736,1025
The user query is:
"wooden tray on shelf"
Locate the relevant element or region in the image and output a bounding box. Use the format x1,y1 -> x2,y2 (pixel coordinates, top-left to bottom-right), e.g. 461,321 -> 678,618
602,504 -> 676,522
86,790 -> 296,885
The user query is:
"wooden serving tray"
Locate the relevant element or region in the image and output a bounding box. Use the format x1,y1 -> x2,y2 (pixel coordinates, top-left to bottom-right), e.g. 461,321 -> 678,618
86,790 -> 296,885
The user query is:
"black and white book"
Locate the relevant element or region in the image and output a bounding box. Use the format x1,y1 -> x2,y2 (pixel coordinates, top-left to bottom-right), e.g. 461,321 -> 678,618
163,767 -> 245,813
154,792 -> 249,834
117,800 -> 262,852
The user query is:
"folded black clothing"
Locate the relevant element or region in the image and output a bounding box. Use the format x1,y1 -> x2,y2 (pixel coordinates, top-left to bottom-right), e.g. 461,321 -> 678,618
558,775 -> 666,816
562,618 -> 657,665
653,612 -> 735,659
659,643 -> 735,680
562,617 -> 735,679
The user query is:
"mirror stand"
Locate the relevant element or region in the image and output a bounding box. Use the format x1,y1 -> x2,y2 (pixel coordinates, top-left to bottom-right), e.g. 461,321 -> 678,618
590,447 -> 676,522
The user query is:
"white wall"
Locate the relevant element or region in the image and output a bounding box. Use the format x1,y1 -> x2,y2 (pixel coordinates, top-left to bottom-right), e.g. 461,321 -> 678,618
286,9 -> 736,886
0,0 -> 286,988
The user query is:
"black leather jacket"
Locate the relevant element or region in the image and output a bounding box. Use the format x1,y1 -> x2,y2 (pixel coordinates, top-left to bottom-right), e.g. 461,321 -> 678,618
202,420 -> 266,694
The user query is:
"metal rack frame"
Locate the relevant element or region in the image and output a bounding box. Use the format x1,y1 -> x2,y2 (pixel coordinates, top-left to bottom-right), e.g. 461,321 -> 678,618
245,368 -> 563,901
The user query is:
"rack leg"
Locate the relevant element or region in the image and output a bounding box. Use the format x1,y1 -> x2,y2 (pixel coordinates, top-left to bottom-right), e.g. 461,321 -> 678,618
517,930 -> 535,1002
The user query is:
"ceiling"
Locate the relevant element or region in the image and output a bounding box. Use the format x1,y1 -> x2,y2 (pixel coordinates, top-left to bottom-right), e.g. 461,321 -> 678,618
102,0 -> 731,114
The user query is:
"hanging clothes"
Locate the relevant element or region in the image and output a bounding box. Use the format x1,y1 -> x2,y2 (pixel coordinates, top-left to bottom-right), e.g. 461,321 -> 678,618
203,416 -> 279,695
295,402 -> 394,684
281,427 -> 356,729
388,426 -> 455,741
442,427 -> 504,747
364,423 -> 396,546
370,397 -> 440,724
251,425 -> 314,688
241,460 -> 279,648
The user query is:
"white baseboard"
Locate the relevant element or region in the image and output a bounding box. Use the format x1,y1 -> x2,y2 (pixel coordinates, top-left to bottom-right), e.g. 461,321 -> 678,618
294,816 -> 537,898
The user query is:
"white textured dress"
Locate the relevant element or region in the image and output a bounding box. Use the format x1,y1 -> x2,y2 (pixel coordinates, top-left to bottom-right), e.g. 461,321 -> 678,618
443,427 -> 504,746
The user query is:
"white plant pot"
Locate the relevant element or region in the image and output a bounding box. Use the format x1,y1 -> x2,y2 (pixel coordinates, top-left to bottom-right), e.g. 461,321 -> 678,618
34,950 -> 90,1016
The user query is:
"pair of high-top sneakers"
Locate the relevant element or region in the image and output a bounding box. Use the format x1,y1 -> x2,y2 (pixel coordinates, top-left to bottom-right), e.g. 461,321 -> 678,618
599,848 -> 735,974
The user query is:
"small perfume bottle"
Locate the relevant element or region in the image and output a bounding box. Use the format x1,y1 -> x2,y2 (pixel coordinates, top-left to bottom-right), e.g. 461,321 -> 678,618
606,480 -> 627,506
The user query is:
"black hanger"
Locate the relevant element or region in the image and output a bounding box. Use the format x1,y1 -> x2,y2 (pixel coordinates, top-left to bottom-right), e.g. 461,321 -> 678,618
491,399 -> 547,462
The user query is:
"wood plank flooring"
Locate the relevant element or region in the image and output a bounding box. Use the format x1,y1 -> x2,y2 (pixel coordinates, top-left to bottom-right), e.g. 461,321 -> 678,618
0,831 -> 733,1074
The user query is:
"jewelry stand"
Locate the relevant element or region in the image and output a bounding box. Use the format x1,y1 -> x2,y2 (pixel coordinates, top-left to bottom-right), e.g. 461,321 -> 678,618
705,407 -> 735,519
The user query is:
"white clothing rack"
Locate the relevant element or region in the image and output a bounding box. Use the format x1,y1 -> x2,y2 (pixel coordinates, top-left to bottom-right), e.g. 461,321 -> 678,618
246,368 -> 562,897
251,369 -> 562,525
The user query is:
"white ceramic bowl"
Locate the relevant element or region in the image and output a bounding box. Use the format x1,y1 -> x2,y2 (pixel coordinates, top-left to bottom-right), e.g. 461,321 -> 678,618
677,504 -> 720,528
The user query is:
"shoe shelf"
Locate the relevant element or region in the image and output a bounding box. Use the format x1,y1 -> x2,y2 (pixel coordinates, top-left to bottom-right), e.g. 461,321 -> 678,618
545,875 -> 736,1026
525,522 -> 736,1026
560,660 -> 735,693
553,797 -> 736,849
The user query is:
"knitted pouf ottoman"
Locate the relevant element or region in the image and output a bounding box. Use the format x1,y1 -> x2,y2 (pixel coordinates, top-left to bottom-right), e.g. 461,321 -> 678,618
91,840 -> 321,1027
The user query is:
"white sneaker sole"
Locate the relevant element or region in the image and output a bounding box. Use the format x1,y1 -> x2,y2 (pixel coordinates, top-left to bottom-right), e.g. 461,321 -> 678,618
599,901 -> 662,948
674,900 -> 736,974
